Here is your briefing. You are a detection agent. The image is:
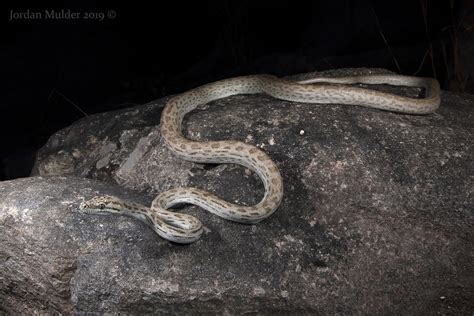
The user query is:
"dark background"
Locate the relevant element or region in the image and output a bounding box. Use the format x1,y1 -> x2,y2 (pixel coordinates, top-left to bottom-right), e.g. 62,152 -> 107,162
1,1 -> 472,180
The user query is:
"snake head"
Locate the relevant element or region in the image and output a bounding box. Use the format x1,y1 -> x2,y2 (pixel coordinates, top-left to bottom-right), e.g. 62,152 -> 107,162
79,195 -> 123,213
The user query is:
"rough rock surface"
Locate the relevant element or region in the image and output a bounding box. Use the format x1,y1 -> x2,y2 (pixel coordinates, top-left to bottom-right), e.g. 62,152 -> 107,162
1,69 -> 473,314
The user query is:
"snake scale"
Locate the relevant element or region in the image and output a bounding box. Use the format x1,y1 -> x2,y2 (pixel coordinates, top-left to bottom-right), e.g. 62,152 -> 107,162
80,73 -> 441,243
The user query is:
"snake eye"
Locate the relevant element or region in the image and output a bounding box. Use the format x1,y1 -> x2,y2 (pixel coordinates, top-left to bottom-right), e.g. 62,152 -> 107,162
99,203 -> 105,209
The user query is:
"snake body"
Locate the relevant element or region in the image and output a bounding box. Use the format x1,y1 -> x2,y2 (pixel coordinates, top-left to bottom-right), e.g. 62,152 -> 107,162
80,73 -> 440,243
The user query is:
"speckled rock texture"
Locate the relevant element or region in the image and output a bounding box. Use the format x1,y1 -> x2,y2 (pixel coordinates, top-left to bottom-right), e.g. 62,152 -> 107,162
1,69 -> 473,314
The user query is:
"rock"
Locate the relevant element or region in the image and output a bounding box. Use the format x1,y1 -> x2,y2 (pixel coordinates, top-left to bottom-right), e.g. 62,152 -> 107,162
2,69 -> 473,313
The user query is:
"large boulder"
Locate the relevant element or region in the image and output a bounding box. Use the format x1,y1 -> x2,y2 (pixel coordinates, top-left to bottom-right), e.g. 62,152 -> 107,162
1,69 -> 473,313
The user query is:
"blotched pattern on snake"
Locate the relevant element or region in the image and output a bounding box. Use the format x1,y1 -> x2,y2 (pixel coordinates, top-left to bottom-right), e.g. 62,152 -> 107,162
80,74 -> 440,243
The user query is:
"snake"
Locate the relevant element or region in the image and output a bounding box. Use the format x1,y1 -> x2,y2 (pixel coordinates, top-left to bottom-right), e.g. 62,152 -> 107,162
79,73 -> 441,243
